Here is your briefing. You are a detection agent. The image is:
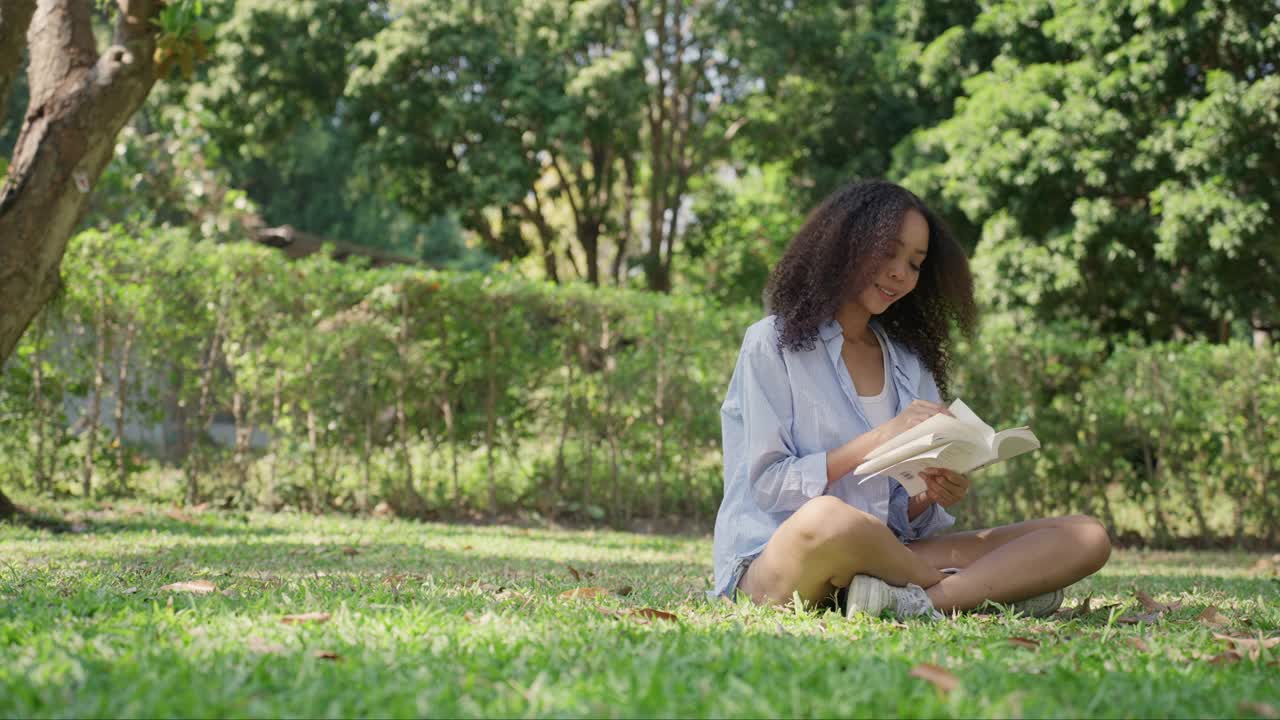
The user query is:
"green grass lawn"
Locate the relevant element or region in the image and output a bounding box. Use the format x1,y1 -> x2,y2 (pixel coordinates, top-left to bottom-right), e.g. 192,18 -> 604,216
2,507 -> 1278,718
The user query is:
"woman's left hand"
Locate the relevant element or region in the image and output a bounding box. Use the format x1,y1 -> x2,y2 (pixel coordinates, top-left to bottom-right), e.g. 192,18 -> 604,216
920,468 -> 969,507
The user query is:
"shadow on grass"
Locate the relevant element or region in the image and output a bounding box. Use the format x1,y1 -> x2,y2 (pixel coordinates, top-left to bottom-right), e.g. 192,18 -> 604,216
21,539 -> 708,596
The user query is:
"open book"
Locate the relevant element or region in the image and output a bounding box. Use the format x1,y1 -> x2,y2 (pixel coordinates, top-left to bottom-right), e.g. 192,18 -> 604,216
853,399 -> 1040,496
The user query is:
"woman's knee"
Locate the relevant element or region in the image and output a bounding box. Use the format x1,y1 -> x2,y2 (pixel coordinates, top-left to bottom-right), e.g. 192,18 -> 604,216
787,496 -> 879,553
1062,514 -> 1112,571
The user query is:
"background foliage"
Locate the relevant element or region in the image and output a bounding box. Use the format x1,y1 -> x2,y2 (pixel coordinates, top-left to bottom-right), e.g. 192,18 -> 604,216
3,0 -> 1278,544
3,231 -> 1278,543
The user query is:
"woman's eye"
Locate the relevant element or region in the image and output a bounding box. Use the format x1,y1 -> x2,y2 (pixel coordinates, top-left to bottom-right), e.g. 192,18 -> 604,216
909,263 -> 922,272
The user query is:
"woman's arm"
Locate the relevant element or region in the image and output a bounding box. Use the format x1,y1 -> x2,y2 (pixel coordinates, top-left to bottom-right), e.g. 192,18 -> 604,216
729,337 -> 828,514
824,399 -> 948,483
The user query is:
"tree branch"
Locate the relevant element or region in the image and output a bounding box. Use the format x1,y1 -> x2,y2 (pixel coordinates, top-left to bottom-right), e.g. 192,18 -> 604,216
549,152 -> 583,231
26,0 -> 97,110
114,0 -> 160,46
0,0 -> 37,125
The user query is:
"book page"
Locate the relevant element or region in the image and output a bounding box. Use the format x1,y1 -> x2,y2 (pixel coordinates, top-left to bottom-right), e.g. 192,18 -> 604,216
946,399 -> 996,447
993,427 -> 1040,460
859,445 -> 951,495
862,412 -> 956,461
863,399 -> 988,462
853,433 -> 949,477
858,442 -> 991,495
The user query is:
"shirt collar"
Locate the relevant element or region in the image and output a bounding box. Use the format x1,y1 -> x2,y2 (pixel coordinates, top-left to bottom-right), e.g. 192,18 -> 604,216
818,319 -> 843,343
821,317 -> 911,383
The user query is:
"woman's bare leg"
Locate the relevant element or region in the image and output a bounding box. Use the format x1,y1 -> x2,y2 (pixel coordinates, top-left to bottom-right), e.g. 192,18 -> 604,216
738,496 -> 945,607
906,515 -> 1112,612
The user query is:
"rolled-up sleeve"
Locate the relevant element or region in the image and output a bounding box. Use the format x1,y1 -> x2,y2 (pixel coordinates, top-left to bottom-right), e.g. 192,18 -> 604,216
728,339 -> 828,514
909,499 -> 956,539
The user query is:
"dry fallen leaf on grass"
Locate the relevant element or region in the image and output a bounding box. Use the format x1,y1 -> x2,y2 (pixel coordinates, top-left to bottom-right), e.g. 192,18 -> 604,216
1196,606 -> 1230,629
631,608 -> 678,622
1206,649 -> 1243,665
164,508 -> 193,523
560,587 -> 610,600
1117,611 -> 1162,625
1239,701 -> 1280,718
1251,557 -> 1278,576
1007,637 -> 1039,650
281,612 -> 332,625
1058,595 -> 1092,619
567,566 -> 582,581
341,546 -> 360,556
246,636 -> 286,655
122,587 -> 139,595
1213,633 -> 1280,660
613,585 -> 634,597
1127,637 -> 1151,652
313,650 -> 343,661
910,663 -> 959,695
159,580 -> 217,594
1135,589 -> 1182,613
1058,595 -> 1118,620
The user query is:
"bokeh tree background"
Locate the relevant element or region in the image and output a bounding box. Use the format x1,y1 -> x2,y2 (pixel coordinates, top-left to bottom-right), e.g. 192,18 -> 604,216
1,0 -> 1277,545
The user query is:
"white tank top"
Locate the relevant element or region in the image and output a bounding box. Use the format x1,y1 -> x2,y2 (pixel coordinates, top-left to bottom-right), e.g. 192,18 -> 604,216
857,335 -> 897,428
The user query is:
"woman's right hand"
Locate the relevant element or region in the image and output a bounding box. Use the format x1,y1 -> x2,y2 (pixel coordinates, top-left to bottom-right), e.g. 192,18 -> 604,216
877,399 -> 951,442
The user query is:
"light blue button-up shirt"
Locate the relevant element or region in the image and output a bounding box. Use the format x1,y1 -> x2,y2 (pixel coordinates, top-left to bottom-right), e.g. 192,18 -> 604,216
711,315 -> 956,597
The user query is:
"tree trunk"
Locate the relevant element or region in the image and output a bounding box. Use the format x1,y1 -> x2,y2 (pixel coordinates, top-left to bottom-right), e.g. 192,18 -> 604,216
612,154 -> 636,285
0,488 -> 15,521
581,220 -> 601,287
0,0 -> 163,366
1142,439 -> 1170,545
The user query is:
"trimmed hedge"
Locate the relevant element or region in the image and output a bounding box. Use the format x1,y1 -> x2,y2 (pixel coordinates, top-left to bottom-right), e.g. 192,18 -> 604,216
2,228 -> 1276,543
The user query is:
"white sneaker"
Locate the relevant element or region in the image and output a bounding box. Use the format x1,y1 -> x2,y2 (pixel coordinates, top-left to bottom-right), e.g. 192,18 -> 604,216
1007,588 -> 1065,618
844,575 -> 939,620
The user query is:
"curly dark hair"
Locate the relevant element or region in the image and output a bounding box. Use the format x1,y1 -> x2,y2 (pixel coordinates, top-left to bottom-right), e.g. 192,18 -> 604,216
764,179 -> 977,396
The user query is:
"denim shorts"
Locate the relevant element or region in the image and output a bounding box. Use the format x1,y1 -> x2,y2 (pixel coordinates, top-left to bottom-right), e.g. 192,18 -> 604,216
719,553 -> 847,611
719,554 -> 758,602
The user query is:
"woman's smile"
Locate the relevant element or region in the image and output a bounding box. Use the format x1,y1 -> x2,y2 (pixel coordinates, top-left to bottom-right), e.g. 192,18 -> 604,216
875,283 -> 900,300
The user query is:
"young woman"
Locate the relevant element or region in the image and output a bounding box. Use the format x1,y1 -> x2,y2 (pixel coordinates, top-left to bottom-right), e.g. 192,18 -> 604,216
711,179 -> 1111,618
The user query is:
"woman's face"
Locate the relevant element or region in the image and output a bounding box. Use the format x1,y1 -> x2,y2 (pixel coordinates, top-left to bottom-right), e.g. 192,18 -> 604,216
856,209 -> 930,315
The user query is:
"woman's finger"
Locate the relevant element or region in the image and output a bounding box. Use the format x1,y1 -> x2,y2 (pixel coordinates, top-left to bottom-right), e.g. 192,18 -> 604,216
939,473 -> 965,494
924,476 -> 957,505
